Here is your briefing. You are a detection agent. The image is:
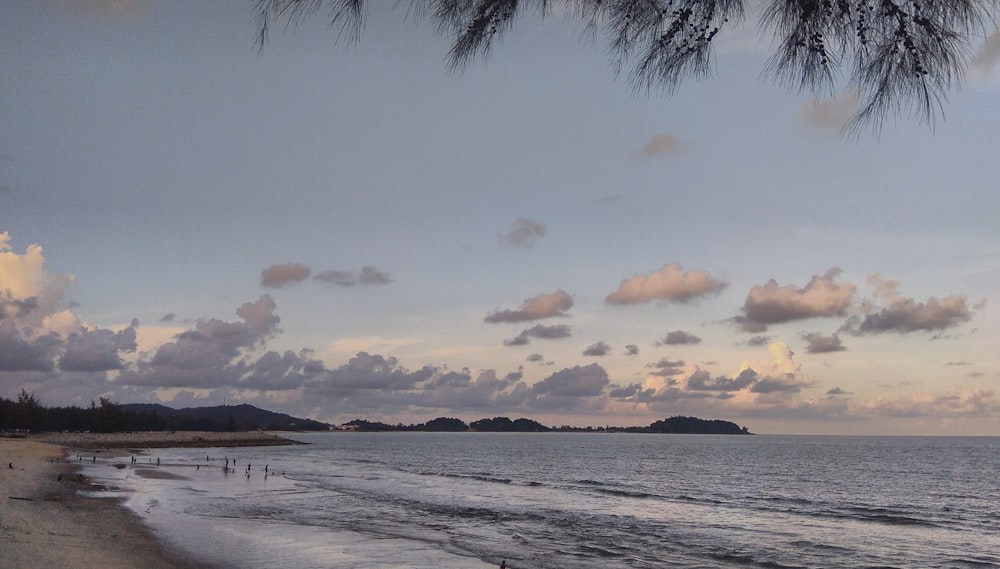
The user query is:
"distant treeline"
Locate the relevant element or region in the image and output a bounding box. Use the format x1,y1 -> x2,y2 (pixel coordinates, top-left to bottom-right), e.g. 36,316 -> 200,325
1,391 -> 750,435
343,415 -> 751,435
0,391 -> 329,433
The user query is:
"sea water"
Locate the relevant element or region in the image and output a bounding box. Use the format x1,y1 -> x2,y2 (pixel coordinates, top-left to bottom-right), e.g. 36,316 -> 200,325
82,433 -> 1000,569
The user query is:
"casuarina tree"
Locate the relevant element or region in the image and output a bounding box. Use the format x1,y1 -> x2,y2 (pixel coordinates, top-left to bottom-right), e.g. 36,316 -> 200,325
253,0 -> 998,132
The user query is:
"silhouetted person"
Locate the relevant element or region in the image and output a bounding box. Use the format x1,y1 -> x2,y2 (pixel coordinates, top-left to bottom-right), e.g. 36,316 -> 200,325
500,561 -> 506,569
156,457 -> 160,465
8,462 -> 12,469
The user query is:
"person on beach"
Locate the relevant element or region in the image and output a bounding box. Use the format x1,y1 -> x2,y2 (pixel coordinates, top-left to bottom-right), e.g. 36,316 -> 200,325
499,560 -> 506,569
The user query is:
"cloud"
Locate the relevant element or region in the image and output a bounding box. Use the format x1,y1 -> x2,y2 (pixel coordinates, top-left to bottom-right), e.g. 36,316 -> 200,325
606,263 -> 727,305
745,335 -> 773,347
636,134 -> 689,158
503,333 -> 530,346
688,368 -> 759,391
852,274 -> 980,334
646,357 -> 685,377
623,344 -> 639,356
803,332 -> 846,354
529,363 -> 609,398
485,290 -> 573,323
59,320 -> 138,371
499,218 -> 547,247
526,353 -> 544,362
525,324 -> 572,339
237,295 -> 281,336
0,232 -> 79,335
738,268 -> 855,331
503,324 -> 572,346
661,341 -> 814,400
609,382 -> 653,398
827,387 -> 851,396
314,266 -> 392,287
0,321 -> 61,371
260,263 -> 312,289
312,270 -> 352,286
799,90 -> 861,131
236,349 -> 324,391
357,265 -> 392,285
0,232 -> 127,373
159,312 -> 177,323
304,352 -> 436,395
582,341 -> 611,357
417,369 -> 528,410
117,295 -> 284,389
655,330 -> 702,345
974,25 -> 1000,72
856,388 -> 999,419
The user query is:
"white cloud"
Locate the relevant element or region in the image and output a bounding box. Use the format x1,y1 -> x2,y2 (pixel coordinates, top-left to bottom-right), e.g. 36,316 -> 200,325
260,263 -> 311,288
485,290 -> 574,323
0,232 -> 80,335
739,268 -> 855,331
606,263 -> 727,305
852,274 -> 980,334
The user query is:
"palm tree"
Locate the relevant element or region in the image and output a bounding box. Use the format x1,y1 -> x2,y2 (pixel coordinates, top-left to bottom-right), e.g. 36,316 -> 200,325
252,0 -> 997,132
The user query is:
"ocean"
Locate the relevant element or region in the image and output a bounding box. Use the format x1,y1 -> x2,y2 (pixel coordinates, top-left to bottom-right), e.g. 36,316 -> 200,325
82,432 -> 1000,569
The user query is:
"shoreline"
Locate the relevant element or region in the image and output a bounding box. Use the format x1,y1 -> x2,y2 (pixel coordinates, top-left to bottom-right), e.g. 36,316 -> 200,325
30,430 -> 304,449
1,432 -> 302,569
1,438 -> 202,568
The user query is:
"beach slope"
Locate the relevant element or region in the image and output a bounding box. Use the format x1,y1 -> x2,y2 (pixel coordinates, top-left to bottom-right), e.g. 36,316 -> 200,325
1,435 -> 281,568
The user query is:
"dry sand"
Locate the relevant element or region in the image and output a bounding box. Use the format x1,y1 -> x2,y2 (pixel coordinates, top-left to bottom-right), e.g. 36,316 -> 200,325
0,432 -> 299,568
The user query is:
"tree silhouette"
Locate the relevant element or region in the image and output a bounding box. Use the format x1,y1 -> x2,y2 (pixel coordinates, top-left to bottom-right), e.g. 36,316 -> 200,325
253,0 -> 997,132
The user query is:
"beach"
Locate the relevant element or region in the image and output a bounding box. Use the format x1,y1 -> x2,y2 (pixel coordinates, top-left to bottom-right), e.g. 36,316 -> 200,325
0,432 -> 298,569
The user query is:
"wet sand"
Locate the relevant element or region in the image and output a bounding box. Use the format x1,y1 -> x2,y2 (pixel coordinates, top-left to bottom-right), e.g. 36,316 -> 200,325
0,437 -> 201,568
0,432 -> 299,568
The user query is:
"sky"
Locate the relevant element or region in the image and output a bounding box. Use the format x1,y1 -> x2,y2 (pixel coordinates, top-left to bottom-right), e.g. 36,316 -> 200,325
2,1 -> 998,435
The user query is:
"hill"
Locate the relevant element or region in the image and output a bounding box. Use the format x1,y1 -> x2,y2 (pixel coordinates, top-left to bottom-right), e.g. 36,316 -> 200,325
119,403 -> 330,432
629,416 -> 750,435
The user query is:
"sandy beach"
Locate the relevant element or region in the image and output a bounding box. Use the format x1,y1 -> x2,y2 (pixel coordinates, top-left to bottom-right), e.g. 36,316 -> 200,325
0,432 -> 300,569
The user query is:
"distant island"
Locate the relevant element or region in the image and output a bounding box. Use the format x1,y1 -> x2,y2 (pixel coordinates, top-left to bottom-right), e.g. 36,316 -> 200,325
343,415 -> 751,435
1,391 -> 751,435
